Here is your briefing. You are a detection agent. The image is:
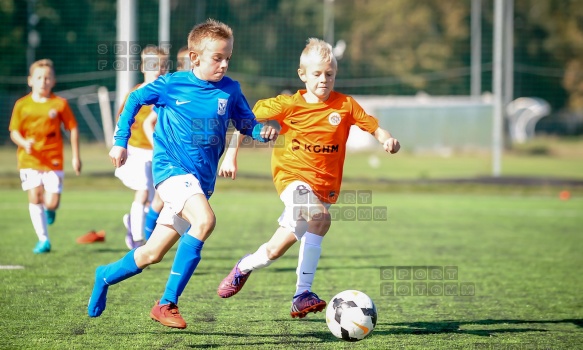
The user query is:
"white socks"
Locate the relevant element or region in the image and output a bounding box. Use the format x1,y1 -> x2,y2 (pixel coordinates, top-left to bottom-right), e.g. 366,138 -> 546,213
29,203 -> 48,242
130,201 -> 145,241
295,232 -> 323,297
238,243 -> 274,273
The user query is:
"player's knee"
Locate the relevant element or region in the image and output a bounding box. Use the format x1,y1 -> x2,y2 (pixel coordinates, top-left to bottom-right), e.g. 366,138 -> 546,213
136,246 -> 164,266
134,190 -> 149,204
309,213 -> 331,234
28,188 -> 43,204
192,212 -> 216,235
44,202 -> 59,211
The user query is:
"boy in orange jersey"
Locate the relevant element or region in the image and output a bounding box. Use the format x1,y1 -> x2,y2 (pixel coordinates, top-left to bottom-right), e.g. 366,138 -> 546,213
217,38 -> 400,318
115,45 -> 168,249
9,59 -> 82,254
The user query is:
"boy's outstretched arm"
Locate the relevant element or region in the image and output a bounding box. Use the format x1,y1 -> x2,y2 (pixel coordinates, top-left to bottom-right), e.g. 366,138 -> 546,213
109,146 -> 127,168
10,130 -> 34,154
143,110 -> 158,147
373,127 -> 400,154
257,120 -> 280,141
218,120 -> 280,180
70,126 -> 82,175
218,130 -> 243,180
109,87 -> 158,168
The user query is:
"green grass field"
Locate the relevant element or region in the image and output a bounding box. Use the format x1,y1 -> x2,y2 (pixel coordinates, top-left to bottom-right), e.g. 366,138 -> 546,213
1,189 -> 582,349
0,139 -> 582,349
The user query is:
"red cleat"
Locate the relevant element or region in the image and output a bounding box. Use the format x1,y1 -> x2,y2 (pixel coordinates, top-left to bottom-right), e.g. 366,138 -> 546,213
76,230 -> 106,244
217,255 -> 252,298
150,300 -> 187,329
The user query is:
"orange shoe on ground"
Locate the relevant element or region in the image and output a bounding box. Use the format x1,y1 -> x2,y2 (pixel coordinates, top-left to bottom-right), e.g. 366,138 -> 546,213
150,300 -> 187,329
76,230 -> 106,244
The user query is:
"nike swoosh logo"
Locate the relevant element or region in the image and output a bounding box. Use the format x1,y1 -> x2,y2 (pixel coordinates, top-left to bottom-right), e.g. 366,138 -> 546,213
103,278 -> 110,285
170,271 -> 181,276
176,100 -> 191,105
302,272 -> 313,275
352,321 -> 370,334
290,121 -> 298,124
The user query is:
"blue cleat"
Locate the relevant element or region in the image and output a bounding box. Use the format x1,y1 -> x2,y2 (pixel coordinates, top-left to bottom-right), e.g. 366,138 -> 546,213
45,209 -> 56,225
33,240 -> 51,254
88,266 -> 109,317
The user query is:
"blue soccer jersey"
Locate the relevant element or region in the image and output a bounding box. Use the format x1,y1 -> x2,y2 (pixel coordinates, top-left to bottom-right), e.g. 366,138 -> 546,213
114,71 -> 261,198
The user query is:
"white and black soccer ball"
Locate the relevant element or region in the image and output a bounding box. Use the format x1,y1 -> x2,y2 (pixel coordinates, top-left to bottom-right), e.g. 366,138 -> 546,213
325,290 -> 377,342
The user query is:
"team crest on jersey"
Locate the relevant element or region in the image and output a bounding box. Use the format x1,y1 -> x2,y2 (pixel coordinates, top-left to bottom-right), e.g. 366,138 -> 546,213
328,112 -> 341,126
48,109 -> 58,119
217,99 -> 228,115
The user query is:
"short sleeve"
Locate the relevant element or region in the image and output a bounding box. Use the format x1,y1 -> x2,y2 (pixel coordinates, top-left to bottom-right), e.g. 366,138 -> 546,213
8,100 -> 23,132
60,100 -> 78,131
349,97 -> 379,134
252,95 -> 287,123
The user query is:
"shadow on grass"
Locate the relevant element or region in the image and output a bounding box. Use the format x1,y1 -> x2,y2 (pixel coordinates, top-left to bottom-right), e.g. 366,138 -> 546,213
102,318 -> 583,348
381,318 -> 583,336
262,318 -> 583,338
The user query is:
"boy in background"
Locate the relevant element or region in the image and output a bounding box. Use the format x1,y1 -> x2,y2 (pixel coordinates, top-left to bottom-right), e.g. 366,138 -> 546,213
139,45 -> 193,241
176,45 -> 191,72
115,45 -> 168,248
9,59 -> 82,254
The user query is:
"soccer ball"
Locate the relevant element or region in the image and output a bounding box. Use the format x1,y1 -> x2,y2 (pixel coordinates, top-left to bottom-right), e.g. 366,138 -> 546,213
325,290 -> 377,341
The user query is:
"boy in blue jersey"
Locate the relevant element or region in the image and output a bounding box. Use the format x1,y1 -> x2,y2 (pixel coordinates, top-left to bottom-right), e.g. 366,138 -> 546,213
87,19 -> 278,329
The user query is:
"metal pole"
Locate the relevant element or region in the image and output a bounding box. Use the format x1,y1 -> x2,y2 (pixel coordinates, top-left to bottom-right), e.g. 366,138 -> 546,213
26,0 -> 38,70
159,0 -> 170,47
492,0 -> 504,177
503,0 -> 514,107
471,0 -> 482,97
324,0 -> 334,44
115,0 -> 138,116
195,0 -> 206,25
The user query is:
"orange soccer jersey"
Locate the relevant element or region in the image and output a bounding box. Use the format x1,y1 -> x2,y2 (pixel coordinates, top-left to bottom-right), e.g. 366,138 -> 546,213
9,93 -> 78,171
118,84 -> 155,150
253,90 -> 379,204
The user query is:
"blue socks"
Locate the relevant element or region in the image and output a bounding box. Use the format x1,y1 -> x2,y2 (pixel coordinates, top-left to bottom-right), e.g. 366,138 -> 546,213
144,206 -> 160,240
160,234 -> 204,305
88,249 -> 142,317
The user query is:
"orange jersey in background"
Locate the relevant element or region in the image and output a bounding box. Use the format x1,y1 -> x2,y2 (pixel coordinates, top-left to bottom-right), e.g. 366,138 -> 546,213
117,85 -> 154,150
253,90 -> 379,204
9,93 -> 78,171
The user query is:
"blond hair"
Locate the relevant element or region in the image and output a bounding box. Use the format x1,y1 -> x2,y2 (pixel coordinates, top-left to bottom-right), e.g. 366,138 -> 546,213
177,45 -> 189,56
299,38 -> 337,71
141,45 -> 169,72
141,45 -> 168,59
187,19 -> 233,52
29,59 -> 54,76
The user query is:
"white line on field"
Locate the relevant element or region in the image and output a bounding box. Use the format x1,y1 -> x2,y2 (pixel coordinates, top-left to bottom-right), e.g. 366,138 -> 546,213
0,265 -> 25,270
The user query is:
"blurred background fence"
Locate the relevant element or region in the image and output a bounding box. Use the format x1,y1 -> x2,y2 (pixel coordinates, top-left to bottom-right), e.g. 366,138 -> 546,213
1,0 -> 582,148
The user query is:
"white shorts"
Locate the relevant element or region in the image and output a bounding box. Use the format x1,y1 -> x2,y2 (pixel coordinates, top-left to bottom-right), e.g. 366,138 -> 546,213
114,145 -> 154,194
278,181 -> 331,239
20,169 -> 64,193
156,174 -> 204,228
